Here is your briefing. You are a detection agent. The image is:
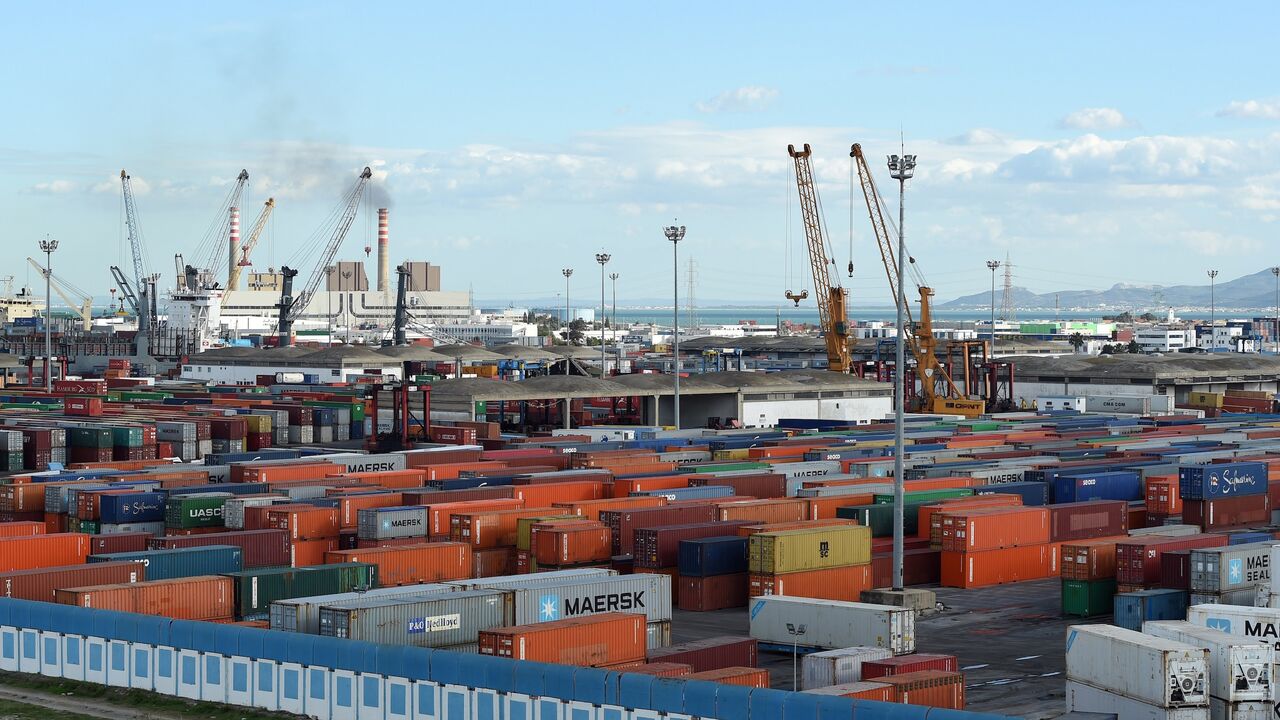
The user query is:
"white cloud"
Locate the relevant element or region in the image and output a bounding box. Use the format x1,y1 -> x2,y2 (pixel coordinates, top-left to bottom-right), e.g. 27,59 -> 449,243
1174,229 -> 1261,256
1218,99 -> 1280,120
694,86 -> 779,113
1060,107 -> 1134,130
28,180 -> 78,194
997,134 -> 1237,182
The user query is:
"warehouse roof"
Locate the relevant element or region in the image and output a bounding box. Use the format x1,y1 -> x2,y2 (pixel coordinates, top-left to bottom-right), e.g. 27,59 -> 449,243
303,345 -> 390,365
491,344 -> 560,361
376,345 -> 453,362
678,335 -> 883,354
431,344 -> 505,361
1010,353 -> 1280,382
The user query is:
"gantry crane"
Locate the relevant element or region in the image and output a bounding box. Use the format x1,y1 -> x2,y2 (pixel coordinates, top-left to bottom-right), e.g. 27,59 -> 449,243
227,198 -> 275,291
850,143 -> 986,418
115,169 -> 157,353
26,258 -> 93,331
177,170 -> 250,291
786,144 -> 853,372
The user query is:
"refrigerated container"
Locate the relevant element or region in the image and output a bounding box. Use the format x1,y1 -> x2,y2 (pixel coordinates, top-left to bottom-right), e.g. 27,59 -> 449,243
1065,624 -> 1208,707
1142,621 -> 1273,704
800,646 -> 893,689
1065,679 -> 1210,719
748,596 -> 914,653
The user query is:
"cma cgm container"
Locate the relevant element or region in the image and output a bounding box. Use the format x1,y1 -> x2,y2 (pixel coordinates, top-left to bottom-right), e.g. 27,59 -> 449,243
748,525 -> 871,574
749,596 -> 914,653
0,561 -> 146,602
478,612 -> 645,666
89,545 -> 243,580
228,562 -> 379,620
1048,500 -> 1128,542
320,589 -> 512,648
1179,462 -> 1268,500
1065,624 -> 1208,708
1189,542 -> 1275,594
800,646 -> 893,689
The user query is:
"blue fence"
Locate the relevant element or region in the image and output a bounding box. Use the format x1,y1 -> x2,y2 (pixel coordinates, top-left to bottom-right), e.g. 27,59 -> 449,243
0,598 -> 1011,720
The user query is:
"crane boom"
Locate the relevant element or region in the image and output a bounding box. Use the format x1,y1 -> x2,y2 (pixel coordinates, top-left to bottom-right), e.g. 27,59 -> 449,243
227,197 -> 275,291
850,144 -> 912,329
288,167 -> 372,325
787,144 -> 851,373
120,170 -> 149,293
28,258 -> 93,331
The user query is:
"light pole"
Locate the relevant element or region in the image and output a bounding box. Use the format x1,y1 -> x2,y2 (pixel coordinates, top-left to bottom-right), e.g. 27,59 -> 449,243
610,272 -> 620,370
326,266 -> 334,347
986,260 -> 1001,354
887,150 -> 915,592
596,253 -> 610,377
1207,269 -> 1218,351
664,224 -> 686,428
39,236 -> 58,390
562,268 -> 573,374
786,623 -> 807,690
1271,267 -> 1279,353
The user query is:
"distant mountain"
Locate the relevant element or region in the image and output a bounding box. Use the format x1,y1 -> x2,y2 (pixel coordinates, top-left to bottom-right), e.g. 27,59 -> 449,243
941,268 -> 1280,310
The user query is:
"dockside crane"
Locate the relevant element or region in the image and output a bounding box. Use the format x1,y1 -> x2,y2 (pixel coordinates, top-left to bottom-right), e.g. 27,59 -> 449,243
276,166 -> 373,346
114,169 -> 158,354
227,198 -> 275,291
27,258 -> 93,331
180,170 -> 250,290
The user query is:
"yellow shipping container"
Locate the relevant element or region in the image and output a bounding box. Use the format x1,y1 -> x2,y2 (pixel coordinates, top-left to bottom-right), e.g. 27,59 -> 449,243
748,525 -> 871,574
244,414 -> 272,434
713,449 -> 751,461
1225,389 -> 1274,401
1188,391 -> 1224,408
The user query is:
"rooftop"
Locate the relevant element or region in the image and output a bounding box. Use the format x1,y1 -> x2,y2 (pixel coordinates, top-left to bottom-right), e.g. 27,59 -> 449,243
1010,352 -> 1280,381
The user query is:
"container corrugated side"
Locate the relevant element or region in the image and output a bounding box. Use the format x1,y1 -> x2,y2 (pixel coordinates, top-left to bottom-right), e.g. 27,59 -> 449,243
747,525 -> 872,574
1190,542 -> 1275,594
1065,679 -> 1211,719
1065,624 -> 1208,707
270,582 -> 455,633
1143,620 -> 1274,703
748,596 -> 914,653
800,646 -> 893,689
450,572 -> 671,625
319,589 -> 512,648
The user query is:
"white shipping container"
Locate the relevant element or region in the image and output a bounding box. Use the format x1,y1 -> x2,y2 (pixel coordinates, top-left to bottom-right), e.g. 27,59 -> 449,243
317,452 -> 408,473
1066,680 -> 1210,720
800,646 -> 893,689
1039,396 -> 1087,412
1143,621 -> 1274,703
1130,525 -> 1204,538
802,681 -> 893,697
795,482 -> 895,499
1085,394 -> 1153,415
270,583 -> 455,634
1209,698 -> 1273,720
773,461 -> 842,480
748,596 -> 914,654
1065,625 -> 1208,707
446,572 -> 668,624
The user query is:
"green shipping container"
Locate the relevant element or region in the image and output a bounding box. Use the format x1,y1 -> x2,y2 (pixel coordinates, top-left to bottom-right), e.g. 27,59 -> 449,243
75,519 -> 100,534
68,427 -> 113,448
515,514 -> 581,552
111,426 -> 144,447
691,462 -> 770,474
748,525 -> 871,574
120,391 -> 172,401
227,562 -> 379,620
836,502 -> 939,537
1062,578 -> 1117,617
872,489 -> 973,505
164,494 -> 232,529
0,452 -> 22,472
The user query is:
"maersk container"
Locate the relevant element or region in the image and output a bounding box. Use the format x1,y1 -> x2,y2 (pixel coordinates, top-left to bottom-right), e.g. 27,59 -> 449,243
270,582 -> 454,633
1143,621 -> 1274,703
772,461 -> 842,480
1065,624 -> 1208,707
748,596 -> 914,654
1052,471 -> 1142,504
88,545 -> 243,580
800,646 -> 893,689
357,505 -> 430,540
1188,603 -> 1280,645
1065,680 -> 1209,720
319,589 -> 512,648
446,572 -> 670,625
1189,588 -> 1261,607
1115,589 -> 1190,631
317,452 -> 408,473
98,491 -> 166,524
227,562 -> 378,620
1179,462 -> 1268,501
972,481 -> 1049,506
1190,542 -> 1275,594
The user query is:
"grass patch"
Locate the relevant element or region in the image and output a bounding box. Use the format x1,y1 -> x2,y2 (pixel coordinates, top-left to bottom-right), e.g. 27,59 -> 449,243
0,697 -> 100,720
0,671 -> 301,719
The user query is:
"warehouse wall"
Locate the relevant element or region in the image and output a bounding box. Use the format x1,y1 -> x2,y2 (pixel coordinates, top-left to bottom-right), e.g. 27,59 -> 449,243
743,396 -> 891,428
0,598 -> 1009,720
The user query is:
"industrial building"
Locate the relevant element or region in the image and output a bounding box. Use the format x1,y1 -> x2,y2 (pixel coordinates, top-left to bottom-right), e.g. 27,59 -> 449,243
1007,353 -> 1280,407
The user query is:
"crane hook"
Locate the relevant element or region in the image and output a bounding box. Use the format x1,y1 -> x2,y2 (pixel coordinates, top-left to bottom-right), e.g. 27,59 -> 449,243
784,289 -> 809,307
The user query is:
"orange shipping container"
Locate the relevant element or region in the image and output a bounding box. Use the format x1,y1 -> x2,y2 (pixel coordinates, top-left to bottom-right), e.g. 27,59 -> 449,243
330,469 -> 428,490
804,496 -> 874,520
478,612 -> 646,666
1059,536 -> 1127,580
685,667 -> 770,688
533,523 -> 612,566
0,522 -> 46,538
735,518 -> 859,537
338,493 -> 406,528
55,575 -> 233,620
290,538 -> 339,567
878,670 -> 966,710
423,462 -> 508,482
325,542 -> 473,585
939,507 -> 1050,552
0,533 -> 89,572
717,499 -> 807,524
940,544 -> 1056,589
512,481 -> 608,507
239,463 -> 337,484
267,506 -> 341,540
749,564 -> 874,602
473,547 -> 517,578
452,507 -> 557,548
609,476 -> 692,498
428,499 -> 525,538
552,496 -> 667,521
1145,477 -> 1181,516
919,495 -> 1023,542
615,662 -> 692,677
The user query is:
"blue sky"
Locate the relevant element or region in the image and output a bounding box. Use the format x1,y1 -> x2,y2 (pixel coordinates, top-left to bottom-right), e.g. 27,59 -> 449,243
4,2 -> 1280,308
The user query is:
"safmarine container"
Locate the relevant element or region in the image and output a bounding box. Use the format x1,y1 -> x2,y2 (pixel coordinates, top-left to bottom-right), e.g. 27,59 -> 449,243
0,561 -> 146,602
800,646 -> 893,689
164,493 -> 231,529
478,612 -> 645,666
1114,589 -> 1190,631
749,525 -> 871,574
88,545 -> 242,580
228,562 -> 378,619
1179,462 -> 1268,500
1190,542 -> 1275,594
1143,621 -> 1274,703
357,505 -> 429,540
320,589 -> 512,648
447,571 -> 671,625
748,596 -> 914,653
678,536 -> 749,577
1062,579 -> 1117,617
1065,624 -> 1208,707
98,491 -> 166,524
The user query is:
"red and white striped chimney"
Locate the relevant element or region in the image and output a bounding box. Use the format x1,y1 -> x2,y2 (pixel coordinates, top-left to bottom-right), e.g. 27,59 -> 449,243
228,206 -> 241,289
377,207 -> 390,291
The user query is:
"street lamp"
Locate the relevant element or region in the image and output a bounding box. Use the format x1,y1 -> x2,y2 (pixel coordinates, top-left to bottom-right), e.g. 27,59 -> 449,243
1207,269 -> 1218,351
886,150 -> 915,592
664,224 -> 686,428
596,253 -> 610,377
786,623 -> 808,690
562,268 -> 573,374
38,236 -> 58,390
610,272 -> 620,370
1271,267 -> 1279,353
326,266 -> 335,347
986,260 -> 1001,353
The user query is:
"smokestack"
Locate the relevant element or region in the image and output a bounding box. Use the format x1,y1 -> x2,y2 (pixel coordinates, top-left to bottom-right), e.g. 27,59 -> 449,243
228,206 -> 241,289
377,208 -> 390,291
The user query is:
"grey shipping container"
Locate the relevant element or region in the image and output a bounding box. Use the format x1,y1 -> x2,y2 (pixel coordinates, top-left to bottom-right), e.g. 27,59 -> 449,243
1066,680 -> 1209,720
318,452 -> 408,473
446,571 -> 669,624
1190,542 -> 1276,594
319,589 -> 511,648
801,646 -> 894,689
748,596 -> 914,654
1065,624 -> 1208,708
271,583 -> 455,634
1142,621 -> 1274,704
1189,588 -> 1261,607
647,620 -> 671,650
358,506 -> 430,540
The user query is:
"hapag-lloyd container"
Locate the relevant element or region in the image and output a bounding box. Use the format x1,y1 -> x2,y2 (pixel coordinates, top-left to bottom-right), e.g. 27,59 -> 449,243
271,582 -> 455,633
1143,621 -> 1274,703
320,589 -> 512,648
357,505 -> 429,540
1179,462 -> 1268,500
800,646 -> 893,689
478,612 -> 646,666
748,596 -> 915,653
1190,542 -> 1276,593
446,571 -> 671,624
1065,624 -> 1208,707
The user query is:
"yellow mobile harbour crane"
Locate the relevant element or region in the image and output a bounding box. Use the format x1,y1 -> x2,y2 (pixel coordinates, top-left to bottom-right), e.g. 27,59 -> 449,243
787,143 -> 987,418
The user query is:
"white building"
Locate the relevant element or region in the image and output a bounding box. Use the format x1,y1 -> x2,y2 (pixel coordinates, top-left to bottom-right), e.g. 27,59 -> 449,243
432,321 -> 538,344
1197,325 -> 1254,352
1136,327 -> 1194,353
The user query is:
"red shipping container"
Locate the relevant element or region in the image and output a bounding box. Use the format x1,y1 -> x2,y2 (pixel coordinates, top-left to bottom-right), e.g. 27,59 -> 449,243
812,682 -> 895,701
401,447 -> 485,467
533,523 -> 612,566
749,564 -> 874,602
862,654 -> 959,680
919,494 -> 1023,542
0,533 -> 89,572
401,487 -> 515,506
602,504 -> 719,555
331,470 -> 427,490
473,546 -> 517,578
427,498 -> 524,538
554,496 -> 667,521
0,522 -> 45,538
63,397 -> 105,416
1116,534 -> 1229,585
689,473 -> 787,499
609,476 -> 691,499
716,499 -> 807,524
678,573 -> 748,611
54,379 -> 107,395
243,503 -> 314,531
1160,549 -> 1191,590
940,507 -> 1050,552
685,667 -> 769,688
1183,495 -> 1272,530
616,662 -> 692,677
0,561 -> 146,602
1059,536 -> 1127,580
149,529 -> 290,568
1146,477 -> 1181,516
56,575 -> 233,620
267,506 -> 341,540
325,542 -> 473,585
237,463 -> 337,484
878,670 -> 966,710
478,613 -> 645,666
1047,500 -> 1128,542
940,544 -> 1057,588
872,549 -> 941,588
512,481 -> 608,507
290,538 -> 338,567
88,532 -> 152,555
646,636 -> 758,672
451,507 -> 557,548
634,522 -> 748,569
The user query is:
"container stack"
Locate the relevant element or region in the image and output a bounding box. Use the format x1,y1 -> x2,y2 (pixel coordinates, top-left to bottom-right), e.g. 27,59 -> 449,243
1143,620 -> 1275,720
1179,462 -> 1270,532
676,536 -> 749,611
746,524 -> 873,601
1065,624 -> 1210,718
938,506 -> 1054,588
1188,541 -> 1276,606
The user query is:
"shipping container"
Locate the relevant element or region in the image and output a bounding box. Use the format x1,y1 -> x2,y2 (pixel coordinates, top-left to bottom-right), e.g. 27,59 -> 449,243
646,636 -> 758,672
324,543 -> 472,586
876,670 -> 966,710
1190,542 -> 1275,594
940,544 -> 1057,588
320,589 -> 512,648
533,522 -> 612,566
1062,579 -> 1117,617
1065,624 -> 1208,707
0,561 -> 145,602
1114,589 -> 1191,631
749,564 -> 874,602
1180,462 -> 1268,500
677,573 -> 747,611
1048,500 -> 1129,542
677,536 -> 749,577
448,571 -> 670,625
1064,679 -> 1209,719
938,506 -> 1049,552
357,505 -> 429,540
478,612 -> 645,666
1143,620 -> 1274,703
148,529 -> 290,569
0,533 -> 89,572
228,562 -> 378,619
748,525 -> 872,574
800,646 -> 893,689
601,504 -> 718,555
634,522 -> 747,569
861,653 -> 959,679
1061,537 -> 1127,581
88,544 -> 242,580
800,680 -> 894,701
684,666 -> 770,688
1183,495 -> 1272,531
748,596 -> 914,653
55,575 -> 234,620
1117,534 -> 1230,586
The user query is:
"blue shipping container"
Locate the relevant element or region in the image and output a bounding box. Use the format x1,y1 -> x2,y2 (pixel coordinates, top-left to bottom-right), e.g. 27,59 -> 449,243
1052,471 -> 1142,504
631,485 -> 734,501
88,545 -> 243,580
1229,531 -> 1274,545
972,481 -> 1049,506
677,536 -> 749,577
98,491 -> 167,524
1178,462 -> 1268,500
1113,588 -> 1188,631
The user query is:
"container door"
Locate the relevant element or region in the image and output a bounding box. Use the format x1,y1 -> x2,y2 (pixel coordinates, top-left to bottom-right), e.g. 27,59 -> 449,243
565,702 -> 597,720
253,660 -> 280,711
37,632 -> 60,678
279,663 -> 305,715
128,644 -> 152,691
331,669 -> 357,720
533,698 -> 564,720
440,684 -> 470,720
227,656 -> 254,707
504,693 -> 533,720
0,627 -> 17,672
84,638 -> 107,684
385,678 -> 412,720
304,666 -> 331,719
598,706 -> 625,720
18,630 -> 40,674
356,673 -> 384,720
61,635 -> 85,681
153,646 -> 176,695
473,688 -> 502,720
105,639 -> 130,686
412,680 -> 439,720
176,649 -> 201,699
200,653 -> 227,703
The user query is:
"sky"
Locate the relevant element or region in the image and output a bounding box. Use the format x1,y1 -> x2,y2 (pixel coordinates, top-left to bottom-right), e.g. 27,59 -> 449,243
4,2 -> 1280,310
